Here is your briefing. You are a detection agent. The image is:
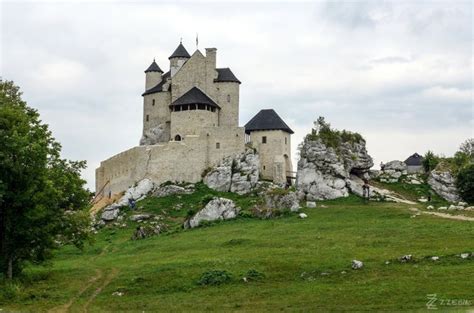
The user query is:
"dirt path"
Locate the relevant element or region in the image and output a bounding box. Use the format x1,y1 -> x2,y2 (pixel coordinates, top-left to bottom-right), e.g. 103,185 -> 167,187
410,207 -> 474,222
48,269 -> 103,313
82,268 -> 119,313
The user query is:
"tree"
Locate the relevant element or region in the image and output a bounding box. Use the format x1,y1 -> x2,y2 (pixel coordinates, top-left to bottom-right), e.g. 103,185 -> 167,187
0,79 -> 91,279
459,138 -> 474,160
456,164 -> 474,204
422,150 -> 440,172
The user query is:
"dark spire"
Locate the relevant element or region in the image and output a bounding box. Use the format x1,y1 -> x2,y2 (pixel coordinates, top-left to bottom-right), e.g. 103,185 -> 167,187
144,59 -> 163,73
169,42 -> 191,59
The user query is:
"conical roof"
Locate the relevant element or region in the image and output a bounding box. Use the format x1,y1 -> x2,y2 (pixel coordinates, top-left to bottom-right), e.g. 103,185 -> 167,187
169,43 -> 191,59
245,109 -> 294,134
144,60 -> 163,73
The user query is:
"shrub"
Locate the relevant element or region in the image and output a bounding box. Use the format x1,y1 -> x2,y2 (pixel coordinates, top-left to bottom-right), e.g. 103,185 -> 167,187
201,194 -> 215,206
197,270 -> 232,286
422,150 -> 440,172
305,116 -> 365,149
244,269 -> 265,282
456,164 -> 474,204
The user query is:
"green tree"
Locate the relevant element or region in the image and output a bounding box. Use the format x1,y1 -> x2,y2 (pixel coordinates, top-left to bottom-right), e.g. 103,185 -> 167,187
0,79 -> 91,279
456,164 -> 474,204
422,150 -> 440,172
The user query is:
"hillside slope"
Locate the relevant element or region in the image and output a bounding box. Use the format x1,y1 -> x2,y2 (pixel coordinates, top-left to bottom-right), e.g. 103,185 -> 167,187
1,184 -> 473,312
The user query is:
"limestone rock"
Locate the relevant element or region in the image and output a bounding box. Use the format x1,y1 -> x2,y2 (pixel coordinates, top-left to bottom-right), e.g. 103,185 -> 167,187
378,160 -> 408,183
186,198 -> 239,228
130,214 -> 153,222
264,190 -> 300,212
352,260 -> 363,270
428,171 -> 461,203
306,201 -> 316,208
100,178 -> 155,222
204,149 -> 259,195
153,184 -> 194,197
139,124 -> 168,145
296,139 -> 373,200
299,213 -> 308,219
383,160 -> 407,172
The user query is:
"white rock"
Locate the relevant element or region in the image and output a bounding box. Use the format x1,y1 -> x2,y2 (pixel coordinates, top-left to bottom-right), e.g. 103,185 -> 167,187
428,171 -> 461,202
410,179 -> 421,185
383,160 -> 407,172
431,256 -> 439,261
130,214 -> 153,222
306,201 -> 316,208
438,206 -> 448,210
458,201 -> 468,206
187,198 -> 239,228
299,213 -> 308,219
418,198 -> 428,203
101,206 -> 119,221
460,253 -> 470,259
399,255 -> 412,262
427,205 -> 434,210
352,260 -> 364,270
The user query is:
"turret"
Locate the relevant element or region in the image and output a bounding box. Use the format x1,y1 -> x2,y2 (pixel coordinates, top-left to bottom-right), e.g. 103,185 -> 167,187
169,42 -> 191,77
144,59 -> 163,91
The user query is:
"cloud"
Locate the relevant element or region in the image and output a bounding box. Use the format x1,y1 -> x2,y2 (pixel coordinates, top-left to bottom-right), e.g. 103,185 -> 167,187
1,1 -> 472,190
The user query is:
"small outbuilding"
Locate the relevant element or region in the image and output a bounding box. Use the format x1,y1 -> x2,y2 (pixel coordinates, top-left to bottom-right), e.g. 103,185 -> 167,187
404,153 -> 424,173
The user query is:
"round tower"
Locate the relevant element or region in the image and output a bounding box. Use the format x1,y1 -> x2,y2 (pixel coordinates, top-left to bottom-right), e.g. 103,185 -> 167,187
144,59 -> 163,91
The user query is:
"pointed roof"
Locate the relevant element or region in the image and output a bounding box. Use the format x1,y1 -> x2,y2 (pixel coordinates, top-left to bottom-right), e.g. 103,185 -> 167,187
245,109 -> 294,134
144,60 -> 163,73
170,87 -> 220,108
169,43 -> 191,59
215,68 -> 241,84
142,71 -> 171,96
405,153 -> 423,166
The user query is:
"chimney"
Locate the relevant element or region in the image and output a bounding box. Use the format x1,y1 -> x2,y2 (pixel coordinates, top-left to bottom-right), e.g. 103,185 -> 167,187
206,48 -> 217,69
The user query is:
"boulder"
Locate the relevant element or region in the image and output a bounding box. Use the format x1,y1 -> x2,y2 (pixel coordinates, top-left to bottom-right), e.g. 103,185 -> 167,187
378,160 -> 408,183
204,149 -> 259,195
296,139 -> 373,200
186,198 -> 239,228
428,171 -> 461,203
264,190 -> 300,212
306,201 -> 317,208
299,213 -> 308,219
383,160 -> 407,172
153,184 -> 194,197
352,260 -> 363,270
100,179 -> 155,222
139,124 -> 169,145
130,214 -> 153,222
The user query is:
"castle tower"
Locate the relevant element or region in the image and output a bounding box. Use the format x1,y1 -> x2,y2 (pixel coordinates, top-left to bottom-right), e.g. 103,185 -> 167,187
169,42 -> 191,77
245,109 -> 294,184
144,59 -> 163,90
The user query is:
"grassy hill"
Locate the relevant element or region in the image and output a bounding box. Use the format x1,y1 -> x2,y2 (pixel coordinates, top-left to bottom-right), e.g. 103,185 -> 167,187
1,183 -> 473,312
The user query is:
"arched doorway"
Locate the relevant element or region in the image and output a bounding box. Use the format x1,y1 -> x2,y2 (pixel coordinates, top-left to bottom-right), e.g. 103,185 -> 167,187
174,134 -> 182,141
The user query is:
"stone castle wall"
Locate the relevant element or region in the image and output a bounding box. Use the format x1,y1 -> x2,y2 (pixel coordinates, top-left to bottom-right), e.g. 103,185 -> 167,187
96,126 -> 245,196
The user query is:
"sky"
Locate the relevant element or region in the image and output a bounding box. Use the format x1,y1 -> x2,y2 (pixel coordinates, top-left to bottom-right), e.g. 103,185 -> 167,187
1,0 -> 473,191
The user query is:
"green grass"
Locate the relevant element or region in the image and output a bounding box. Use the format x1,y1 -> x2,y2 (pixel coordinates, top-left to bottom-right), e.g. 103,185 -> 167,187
1,186 -> 473,312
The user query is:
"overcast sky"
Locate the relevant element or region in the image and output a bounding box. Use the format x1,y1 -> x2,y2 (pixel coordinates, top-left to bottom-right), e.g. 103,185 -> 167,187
1,0 -> 472,190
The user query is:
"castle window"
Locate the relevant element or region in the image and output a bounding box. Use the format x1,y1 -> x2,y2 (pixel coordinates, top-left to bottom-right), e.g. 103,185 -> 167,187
211,107 -> 216,112
190,104 -> 197,110
152,99 -> 155,106
198,104 -> 205,110
262,136 -> 267,144
216,142 -> 220,149
227,94 -> 231,102
285,137 -> 287,145
146,114 -> 149,122
263,165 -> 266,170
174,134 -> 182,141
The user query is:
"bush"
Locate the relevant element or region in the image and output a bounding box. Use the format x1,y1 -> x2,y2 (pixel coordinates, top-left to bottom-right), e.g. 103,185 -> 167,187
197,270 -> 232,286
423,150 -> 440,172
244,269 -> 265,282
305,116 -> 365,149
456,164 -> 474,204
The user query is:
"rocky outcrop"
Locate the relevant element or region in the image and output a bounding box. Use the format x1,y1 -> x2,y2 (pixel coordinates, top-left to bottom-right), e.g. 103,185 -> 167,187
185,198 -> 239,228
296,139 -> 373,200
264,190 -> 300,212
428,170 -> 461,202
203,149 -> 259,195
378,160 -> 408,183
100,179 -> 155,222
139,124 -> 169,145
153,183 -> 194,197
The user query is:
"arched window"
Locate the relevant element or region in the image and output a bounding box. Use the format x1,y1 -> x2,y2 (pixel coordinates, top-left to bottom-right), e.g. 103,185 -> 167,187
174,134 -> 182,141
152,99 -> 155,106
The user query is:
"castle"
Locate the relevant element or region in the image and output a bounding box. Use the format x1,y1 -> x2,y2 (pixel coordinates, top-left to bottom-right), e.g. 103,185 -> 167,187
96,42 -> 294,196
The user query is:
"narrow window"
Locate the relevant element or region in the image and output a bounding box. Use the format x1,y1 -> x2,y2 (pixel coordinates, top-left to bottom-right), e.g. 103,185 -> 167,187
146,114 -> 149,122
216,142 -> 220,149
227,94 -> 231,102
262,136 -> 267,144
152,99 -> 155,106
285,137 -> 287,144
263,165 -> 266,170
174,134 -> 181,141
